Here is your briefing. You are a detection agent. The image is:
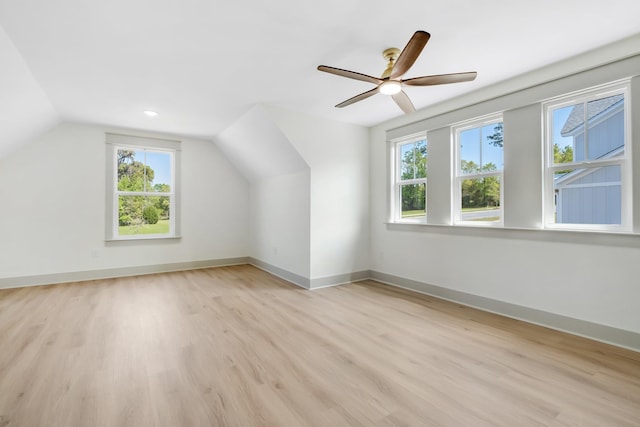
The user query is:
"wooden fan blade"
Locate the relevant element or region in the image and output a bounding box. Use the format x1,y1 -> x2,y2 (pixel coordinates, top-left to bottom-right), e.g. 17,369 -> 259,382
389,31 -> 430,79
403,72 -> 477,86
392,90 -> 416,114
318,65 -> 382,85
335,87 -> 379,108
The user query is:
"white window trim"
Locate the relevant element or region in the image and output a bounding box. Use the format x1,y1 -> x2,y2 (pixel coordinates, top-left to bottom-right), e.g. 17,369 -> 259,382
389,132 -> 427,224
542,81 -> 631,232
452,114 -> 504,227
105,133 -> 182,241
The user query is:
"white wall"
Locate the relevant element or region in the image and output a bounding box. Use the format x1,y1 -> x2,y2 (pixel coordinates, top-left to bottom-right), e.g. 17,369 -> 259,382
370,55 -> 640,335
0,122 -> 249,280
214,105 -> 312,283
265,106 -> 370,280
216,104 -> 370,283
250,171 -> 311,279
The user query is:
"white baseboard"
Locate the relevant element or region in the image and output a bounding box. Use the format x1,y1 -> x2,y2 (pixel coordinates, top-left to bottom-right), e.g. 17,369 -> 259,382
247,257 -> 310,289
309,270 -> 370,289
246,262 -> 640,351
369,270 -> 640,353
0,257 -> 250,289
247,257 -> 370,290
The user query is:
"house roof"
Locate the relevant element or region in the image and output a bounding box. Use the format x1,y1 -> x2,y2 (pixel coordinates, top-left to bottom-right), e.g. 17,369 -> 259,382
560,95 -> 624,136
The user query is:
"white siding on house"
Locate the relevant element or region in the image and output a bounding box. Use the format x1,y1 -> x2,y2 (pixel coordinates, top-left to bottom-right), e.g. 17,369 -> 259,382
558,165 -> 622,224
571,108 -> 624,161
587,109 -> 624,159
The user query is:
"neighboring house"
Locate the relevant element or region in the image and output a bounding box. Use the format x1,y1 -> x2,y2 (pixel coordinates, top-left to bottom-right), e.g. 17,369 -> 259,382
555,95 -> 624,224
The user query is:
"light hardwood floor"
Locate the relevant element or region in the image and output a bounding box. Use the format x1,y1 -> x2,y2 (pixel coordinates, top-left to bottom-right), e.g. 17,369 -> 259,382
0,265 -> 639,426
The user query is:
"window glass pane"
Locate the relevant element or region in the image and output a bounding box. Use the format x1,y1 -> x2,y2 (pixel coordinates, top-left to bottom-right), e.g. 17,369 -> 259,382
460,128 -> 480,174
553,165 -> 621,225
552,104 -> 581,164
399,140 -> 427,181
460,123 -> 503,173
400,184 -> 426,219
118,195 -> 144,232
482,123 -> 503,171
400,142 -> 415,180
415,140 -> 427,179
118,196 -> 170,236
586,94 -> 624,161
146,151 -> 172,192
148,195 -> 171,222
553,95 -> 625,165
117,149 -> 148,191
460,177 -> 501,222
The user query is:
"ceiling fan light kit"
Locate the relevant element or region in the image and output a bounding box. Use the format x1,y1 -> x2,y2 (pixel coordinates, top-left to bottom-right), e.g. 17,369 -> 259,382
317,30 -> 477,114
379,80 -> 402,95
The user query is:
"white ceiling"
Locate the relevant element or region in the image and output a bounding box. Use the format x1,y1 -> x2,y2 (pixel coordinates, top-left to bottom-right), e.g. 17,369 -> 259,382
1,0 -> 640,140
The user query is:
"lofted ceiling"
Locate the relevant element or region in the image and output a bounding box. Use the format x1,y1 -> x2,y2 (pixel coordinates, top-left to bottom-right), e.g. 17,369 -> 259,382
1,0 -> 640,144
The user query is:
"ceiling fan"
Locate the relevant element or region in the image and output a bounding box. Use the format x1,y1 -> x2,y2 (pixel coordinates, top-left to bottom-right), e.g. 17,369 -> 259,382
317,31 -> 477,114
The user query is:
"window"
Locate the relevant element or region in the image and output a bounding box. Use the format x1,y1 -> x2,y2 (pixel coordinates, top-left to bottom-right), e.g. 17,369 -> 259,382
106,133 -> 181,240
544,82 -> 630,231
453,117 -> 504,225
392,135 -> 427,223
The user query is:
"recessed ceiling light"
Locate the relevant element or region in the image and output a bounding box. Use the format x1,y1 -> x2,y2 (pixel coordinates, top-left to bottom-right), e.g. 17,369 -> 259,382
144,110 -> 158,117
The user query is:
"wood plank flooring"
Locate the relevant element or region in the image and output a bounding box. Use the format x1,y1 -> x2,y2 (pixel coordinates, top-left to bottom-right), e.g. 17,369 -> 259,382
0,265 -> 639,426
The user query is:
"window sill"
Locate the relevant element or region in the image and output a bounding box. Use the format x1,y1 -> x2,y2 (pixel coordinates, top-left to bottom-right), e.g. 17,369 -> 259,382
106,235 -> 182,243
453,221 -> 504,228
384,222 -> 640,247
394,218 -> 427,225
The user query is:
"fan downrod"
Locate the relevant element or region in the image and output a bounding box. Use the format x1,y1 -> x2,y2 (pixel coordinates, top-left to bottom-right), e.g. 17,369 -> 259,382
381,48 -> 400,79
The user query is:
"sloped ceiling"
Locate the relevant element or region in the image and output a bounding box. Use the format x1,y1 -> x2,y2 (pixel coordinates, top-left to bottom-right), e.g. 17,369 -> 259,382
214,105 -> 308,182
0,26 -> 57,158
1,0 -> 640,159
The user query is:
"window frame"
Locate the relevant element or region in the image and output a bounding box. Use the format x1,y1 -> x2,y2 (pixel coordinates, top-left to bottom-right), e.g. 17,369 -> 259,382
105,133 -> 182,241
452,114 -> 504,227
542,81 -> 631,232
390,133 -> 428,224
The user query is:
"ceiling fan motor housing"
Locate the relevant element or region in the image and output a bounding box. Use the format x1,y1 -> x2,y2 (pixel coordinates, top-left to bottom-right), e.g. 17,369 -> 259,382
381,47 -> 401,79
